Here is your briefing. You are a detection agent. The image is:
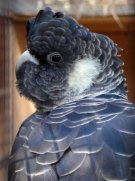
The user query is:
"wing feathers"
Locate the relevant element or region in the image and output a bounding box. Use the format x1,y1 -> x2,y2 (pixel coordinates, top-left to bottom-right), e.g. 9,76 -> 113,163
9,98 -> 135,180
56,150 -> 86,176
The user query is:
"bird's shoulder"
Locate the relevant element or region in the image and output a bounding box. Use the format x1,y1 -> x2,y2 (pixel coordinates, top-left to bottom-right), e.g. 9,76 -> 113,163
9,97 -> 135,180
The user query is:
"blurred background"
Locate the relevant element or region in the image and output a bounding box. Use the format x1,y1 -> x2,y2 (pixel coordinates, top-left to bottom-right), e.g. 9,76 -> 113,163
0,0 -> 135,180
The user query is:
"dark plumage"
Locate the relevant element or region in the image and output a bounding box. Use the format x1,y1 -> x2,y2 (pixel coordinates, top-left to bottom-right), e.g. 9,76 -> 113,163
8,7 -> 135,181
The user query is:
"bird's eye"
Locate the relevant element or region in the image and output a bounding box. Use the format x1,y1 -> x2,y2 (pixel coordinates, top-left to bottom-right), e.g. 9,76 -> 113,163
47,52 -> 63,65
53,12 -> 64,18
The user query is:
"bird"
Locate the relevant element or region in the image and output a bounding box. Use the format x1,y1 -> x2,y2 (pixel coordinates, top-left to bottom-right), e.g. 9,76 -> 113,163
8,7 -> 135,181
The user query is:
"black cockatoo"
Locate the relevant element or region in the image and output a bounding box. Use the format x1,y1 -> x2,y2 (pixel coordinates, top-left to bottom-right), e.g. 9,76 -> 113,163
8,7 -> 135,181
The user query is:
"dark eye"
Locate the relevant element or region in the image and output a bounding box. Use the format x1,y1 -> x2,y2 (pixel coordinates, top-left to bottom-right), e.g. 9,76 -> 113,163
53,12 -> 64,18
47,52 -> 63,65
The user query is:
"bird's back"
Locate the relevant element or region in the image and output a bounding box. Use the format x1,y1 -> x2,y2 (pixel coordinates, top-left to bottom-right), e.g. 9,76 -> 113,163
8,94 -> 135,181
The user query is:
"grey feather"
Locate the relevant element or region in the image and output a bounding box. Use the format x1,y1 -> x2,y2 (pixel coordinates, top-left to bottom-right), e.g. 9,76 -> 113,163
9,7 -> 135,181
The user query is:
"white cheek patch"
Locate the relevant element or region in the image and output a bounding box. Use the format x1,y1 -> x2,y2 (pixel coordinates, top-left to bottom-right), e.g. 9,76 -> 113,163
16,50 -> 39,71
68,57 -> 101,94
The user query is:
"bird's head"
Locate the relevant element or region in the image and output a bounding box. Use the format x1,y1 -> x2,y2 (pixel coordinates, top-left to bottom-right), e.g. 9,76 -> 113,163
16,7 -> 125,111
